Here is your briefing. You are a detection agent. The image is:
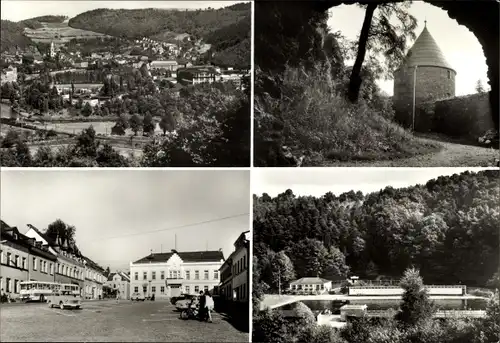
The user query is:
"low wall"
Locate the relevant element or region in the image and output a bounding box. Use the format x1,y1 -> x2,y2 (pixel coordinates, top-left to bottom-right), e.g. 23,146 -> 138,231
348,285 -> 465,296
415,92 -> 495,141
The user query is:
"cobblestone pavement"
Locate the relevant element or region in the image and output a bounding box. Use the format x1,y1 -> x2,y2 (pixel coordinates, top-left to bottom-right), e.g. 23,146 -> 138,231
0,300 -> 248,342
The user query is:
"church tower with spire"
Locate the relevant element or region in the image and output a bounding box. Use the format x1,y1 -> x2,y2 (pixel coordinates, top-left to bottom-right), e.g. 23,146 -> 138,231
49,41 -> 56,58
393,21 -> 456,130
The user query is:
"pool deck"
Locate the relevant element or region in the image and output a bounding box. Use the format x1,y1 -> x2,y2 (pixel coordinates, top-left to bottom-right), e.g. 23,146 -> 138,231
261,294 -> 487,311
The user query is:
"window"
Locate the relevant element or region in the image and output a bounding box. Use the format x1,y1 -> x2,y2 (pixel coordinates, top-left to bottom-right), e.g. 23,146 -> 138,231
172,270 -> 177,279
152,286 -> 156,293
152,271 -> 156,280
134,272 -> 138,280
33,257 -> 37,270
214,271 -> 218,279
143,286 -> 147,293
185,286 -> 190,294
194,286 -> 199,293
143,272 -> 147,280
195,271 -> 199,280
113,284 -> 116,288
22,257 -> 26,270
204,270 -> 209,280
134,286 -> 138,292
160,286 -> 165,294
7,253 -> 11,266
185,271 -> 190,280
447,70 -> 451,79
49,263 -> 52,274
6,278 -> 11,292
0,250 -> 3,264
160,271 -> 165,280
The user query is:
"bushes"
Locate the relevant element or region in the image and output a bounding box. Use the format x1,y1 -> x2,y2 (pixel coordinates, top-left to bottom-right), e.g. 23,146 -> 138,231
254,64 -> 439,166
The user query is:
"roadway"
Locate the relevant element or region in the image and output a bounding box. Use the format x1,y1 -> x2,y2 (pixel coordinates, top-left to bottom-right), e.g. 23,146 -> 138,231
0,299 -> 248,342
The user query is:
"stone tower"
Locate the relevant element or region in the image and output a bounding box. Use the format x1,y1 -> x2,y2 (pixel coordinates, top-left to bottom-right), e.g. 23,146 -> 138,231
393,22 -> 456,130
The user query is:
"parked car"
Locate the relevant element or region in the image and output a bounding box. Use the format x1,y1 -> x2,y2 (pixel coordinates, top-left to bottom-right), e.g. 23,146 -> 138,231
175,295 -> 199,311
131,292 -> 146,301
47,291 -> 82,310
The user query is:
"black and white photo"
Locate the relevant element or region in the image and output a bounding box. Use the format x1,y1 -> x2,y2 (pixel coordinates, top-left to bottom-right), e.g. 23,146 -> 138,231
0,169 -> 250,341
252,167 -> 499,342
0,1 -> 251,167
254,1 -> 499,167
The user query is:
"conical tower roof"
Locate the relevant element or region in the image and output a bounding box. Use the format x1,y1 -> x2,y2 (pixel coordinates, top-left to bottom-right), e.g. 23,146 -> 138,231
400,24 -> 454,72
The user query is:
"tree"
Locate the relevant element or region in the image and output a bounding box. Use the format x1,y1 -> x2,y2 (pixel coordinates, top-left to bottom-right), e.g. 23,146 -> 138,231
475,79 -> 485,94
45,219 -> 76,247
270,251 -> 295,293
159,113 -> 175,135
81,102 -> 92,117
396,267 -> 435,326
348,3 -> 417,102
129,114 -> 142,136
143,112 -> 155,135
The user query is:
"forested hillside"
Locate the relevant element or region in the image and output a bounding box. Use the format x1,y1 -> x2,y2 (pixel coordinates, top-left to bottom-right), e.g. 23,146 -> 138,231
0,20 -> 34,53
67,3 -> 250,66
254,170 -> 499,291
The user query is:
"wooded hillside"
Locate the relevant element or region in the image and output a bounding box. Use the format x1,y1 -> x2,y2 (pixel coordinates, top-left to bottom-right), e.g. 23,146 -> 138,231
254,170 -> 499,290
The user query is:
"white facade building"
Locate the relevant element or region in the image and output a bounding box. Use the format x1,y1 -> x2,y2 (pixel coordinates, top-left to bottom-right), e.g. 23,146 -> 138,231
129,250 -> 224,299
219,231 -> 250,303
105,271 -> 130,299
83,256 -> 106,299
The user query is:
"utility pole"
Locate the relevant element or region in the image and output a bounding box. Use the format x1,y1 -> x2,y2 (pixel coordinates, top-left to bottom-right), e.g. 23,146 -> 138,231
278,268 -> 281,295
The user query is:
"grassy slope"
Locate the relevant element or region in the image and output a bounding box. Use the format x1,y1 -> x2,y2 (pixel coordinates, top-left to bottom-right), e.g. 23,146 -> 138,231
255,66 -> 441,166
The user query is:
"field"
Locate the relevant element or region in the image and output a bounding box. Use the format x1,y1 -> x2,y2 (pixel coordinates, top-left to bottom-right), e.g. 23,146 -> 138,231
33,121 -> 116,135
33,121 -> 164,136
24,21 -> 109,44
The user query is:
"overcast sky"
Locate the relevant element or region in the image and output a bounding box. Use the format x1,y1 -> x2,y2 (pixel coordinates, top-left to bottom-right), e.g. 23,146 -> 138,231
1,1 -> 245,21
328,2 -> 489,96
253,168 -> 492,197
1,170 -> 250,272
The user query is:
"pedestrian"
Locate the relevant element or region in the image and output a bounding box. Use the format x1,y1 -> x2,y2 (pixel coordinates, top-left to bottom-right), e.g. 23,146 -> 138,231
204,290 -> 214,323
198,291 -> 206,321
116,291 -> 120,304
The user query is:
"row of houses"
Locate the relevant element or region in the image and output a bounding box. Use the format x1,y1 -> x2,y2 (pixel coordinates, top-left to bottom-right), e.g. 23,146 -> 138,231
0,220 -> 107,300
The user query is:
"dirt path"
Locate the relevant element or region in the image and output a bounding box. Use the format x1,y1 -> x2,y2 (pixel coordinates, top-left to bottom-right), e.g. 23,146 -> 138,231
327,136 -> 499,167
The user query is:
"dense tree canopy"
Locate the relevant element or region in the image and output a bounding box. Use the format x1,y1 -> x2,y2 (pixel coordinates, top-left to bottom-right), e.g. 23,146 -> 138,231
254,170 -> 499,289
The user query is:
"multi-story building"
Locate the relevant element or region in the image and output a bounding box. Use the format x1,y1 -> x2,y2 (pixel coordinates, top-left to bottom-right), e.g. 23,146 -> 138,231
129,250 -> 224,299
25,225 -> 86,295
0,221 -> 58,298
105,271 -> 130,299
150,60 -> 178,71
177,67 -> 217,85
82,256 -> 106,299
219,231 -> 250,303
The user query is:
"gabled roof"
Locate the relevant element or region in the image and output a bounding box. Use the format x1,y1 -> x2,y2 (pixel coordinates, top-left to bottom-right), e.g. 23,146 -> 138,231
290,277 -> 331,285
399,25 -> 454,72
108,271 -> 130,282
133,250 -> 224,264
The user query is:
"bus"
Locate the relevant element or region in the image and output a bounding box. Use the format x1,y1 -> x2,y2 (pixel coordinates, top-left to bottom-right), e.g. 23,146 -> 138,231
19,281 -> 60,302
